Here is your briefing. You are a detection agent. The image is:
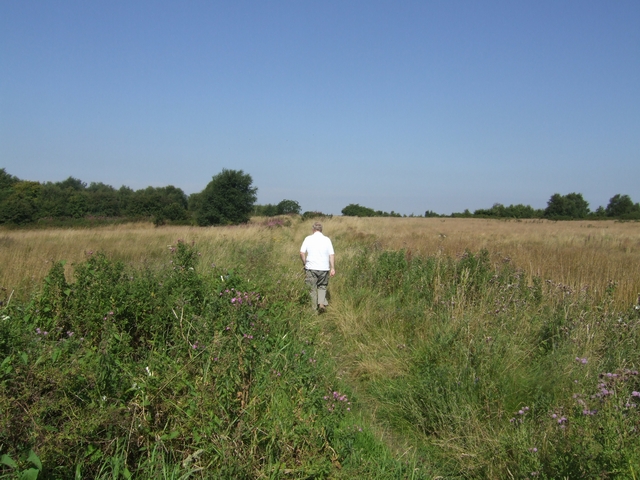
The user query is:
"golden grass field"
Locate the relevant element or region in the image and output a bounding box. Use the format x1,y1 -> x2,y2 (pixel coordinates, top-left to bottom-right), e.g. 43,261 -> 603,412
1,217 -> 639,307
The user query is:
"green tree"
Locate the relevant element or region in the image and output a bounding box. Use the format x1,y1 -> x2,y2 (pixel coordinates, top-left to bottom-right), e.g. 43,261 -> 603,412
276,199 -> 301,215
451,209 -> 472,218
474,203 -> 542,219
0,169 -> 19,202
0,181 -> 41,224
121,185 -> 188,220
593,206 -> 606,217
253,204 -> 278,216
86,182 -> 120,217
37,182 -> 65,218
192,169 -> 257,226
37,177 -> 90,219
65,191 -> 89,218
57,176 -> 86,191
605,194 -> 638,217
544,193 -> 590,219
157,186 -> 189,221
341,203 -> 377,217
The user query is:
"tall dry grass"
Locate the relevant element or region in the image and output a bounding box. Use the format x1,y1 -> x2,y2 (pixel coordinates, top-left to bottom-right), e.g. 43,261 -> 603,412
312,216 -> 640,391
1,217 -> 639,306
323,217 -> 640,306
304,217 -> 640,475
0,221 -> 292,299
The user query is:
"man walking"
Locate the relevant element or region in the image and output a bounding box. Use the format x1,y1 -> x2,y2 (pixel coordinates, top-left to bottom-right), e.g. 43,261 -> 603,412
300,222 -> 335,312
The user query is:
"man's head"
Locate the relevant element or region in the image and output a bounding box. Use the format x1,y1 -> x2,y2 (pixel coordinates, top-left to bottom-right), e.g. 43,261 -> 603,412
312,222 -> 323,232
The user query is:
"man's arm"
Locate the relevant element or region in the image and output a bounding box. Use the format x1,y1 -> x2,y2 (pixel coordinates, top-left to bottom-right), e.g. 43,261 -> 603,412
300,251 -> 307,268
329,254 -> 335,277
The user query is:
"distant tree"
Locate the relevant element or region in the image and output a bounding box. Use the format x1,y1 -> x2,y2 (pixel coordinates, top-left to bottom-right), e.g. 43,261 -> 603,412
474,203 -> 542,219
158,186 -> 189,221
451,209 -> 472,218
66,190 -> 89,218
192,169 -> 257,226
86,182 -> 120,217
302,211 -> 330,220
263,204 -> 278,216
37,183 -> 65,218
0,169 -> 19,201
121,185 -> 188,220
341,204 -> 377,217
509,204 -> 543,218
35,177 -> 90,218
277,199 -> 301,215
544,194 -> 565,218
187,191 -> 202,215
424,210 -> 440,217
57,176 -> 87,191
605,194 -> 638,217
161,201 -> 189,221
0,181 -> 41,224
544,193 -> 590,219
253,204 -> 278,217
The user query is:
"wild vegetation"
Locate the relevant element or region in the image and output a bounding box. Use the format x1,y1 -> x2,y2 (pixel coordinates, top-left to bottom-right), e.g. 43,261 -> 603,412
1,217 -> 640,478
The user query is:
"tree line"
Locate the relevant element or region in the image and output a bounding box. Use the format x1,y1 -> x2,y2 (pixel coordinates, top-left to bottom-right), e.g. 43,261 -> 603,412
342,192 -> 640,220
2,167 -> 637,225
0,168 -> 304,226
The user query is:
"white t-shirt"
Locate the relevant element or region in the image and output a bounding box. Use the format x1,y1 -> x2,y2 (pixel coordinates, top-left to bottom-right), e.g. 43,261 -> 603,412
300,231 -> 334,271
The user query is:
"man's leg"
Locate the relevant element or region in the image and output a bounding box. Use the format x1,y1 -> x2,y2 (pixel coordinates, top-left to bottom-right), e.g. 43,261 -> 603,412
305,270 -> 319,309
316,270 -> 329,307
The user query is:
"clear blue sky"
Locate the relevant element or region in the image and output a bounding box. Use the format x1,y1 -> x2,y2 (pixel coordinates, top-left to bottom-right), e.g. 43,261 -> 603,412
1,1 -> 638,215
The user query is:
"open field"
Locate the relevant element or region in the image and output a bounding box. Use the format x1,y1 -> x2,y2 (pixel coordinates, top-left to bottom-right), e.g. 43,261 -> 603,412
2,217 -> 640,478
2,217 -> 639,306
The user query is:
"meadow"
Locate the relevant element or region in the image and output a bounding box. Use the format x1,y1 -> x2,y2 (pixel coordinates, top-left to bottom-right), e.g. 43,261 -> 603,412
1,217 -> 640,478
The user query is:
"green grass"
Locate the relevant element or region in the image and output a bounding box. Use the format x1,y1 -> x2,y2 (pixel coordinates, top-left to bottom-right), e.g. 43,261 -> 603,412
2,231 -> 640,478
0,241 -> 418,478
330,243 -> 640,478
